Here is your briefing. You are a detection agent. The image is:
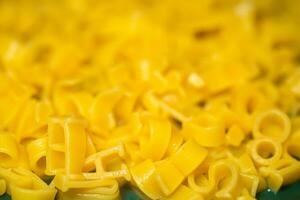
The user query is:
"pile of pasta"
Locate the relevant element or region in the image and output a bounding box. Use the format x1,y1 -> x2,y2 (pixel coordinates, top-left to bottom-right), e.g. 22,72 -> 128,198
0,0 -> 300,199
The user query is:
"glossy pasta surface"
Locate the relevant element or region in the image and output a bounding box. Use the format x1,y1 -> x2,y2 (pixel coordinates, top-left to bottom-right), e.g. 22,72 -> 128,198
0,0 -> 300,199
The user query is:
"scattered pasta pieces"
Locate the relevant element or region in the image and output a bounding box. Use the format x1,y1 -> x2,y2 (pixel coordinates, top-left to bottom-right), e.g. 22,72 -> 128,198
0,0 -> 300,199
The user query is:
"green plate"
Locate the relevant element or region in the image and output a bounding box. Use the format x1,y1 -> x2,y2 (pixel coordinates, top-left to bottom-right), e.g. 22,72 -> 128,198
1,181 -> 300,200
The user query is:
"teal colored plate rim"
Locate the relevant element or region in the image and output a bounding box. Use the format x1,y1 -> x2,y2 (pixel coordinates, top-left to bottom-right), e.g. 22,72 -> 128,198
1,181 -> 300,200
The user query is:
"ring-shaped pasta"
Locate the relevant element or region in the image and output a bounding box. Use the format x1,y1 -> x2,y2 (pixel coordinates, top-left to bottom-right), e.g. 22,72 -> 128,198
250,138 -> 282,166
253,109 -> 291,143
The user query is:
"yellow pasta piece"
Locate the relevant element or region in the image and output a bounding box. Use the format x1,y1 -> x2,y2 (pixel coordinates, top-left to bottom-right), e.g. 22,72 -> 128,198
53,91 -> 93,118
237,189 -> 256,200
17,145 -> 30,170
0,167 -> 57,200
165,129 -> 184,157
88,88 -> 123,134
209,159 -> 240,199
188,159 -> 239,199
46,117 -> 87,175
155,159 -> 184,196
114,92 -> 138,121
53,173 -> 118,194
83,144 -> 130,181
0,132 -> 19,168
284,130 -> 300,161
170,140 -> 207,176
182,113 -> 225,147
130,159 -> 164,199
0,0 -> 300,199
250,137 -> 282,166
268,158 -> 300,186
253,109 -> 291,143
86,134 -> 97,157
226,125 -> 245,146
0,76 -> 32,129
139,115 -> 172,161
240,173 -> 259,197
259,167 -> 283,192
15,99 -> 53,143
57,182 -> 120,200
0,179 -> 6,196
26,136 -> 47,176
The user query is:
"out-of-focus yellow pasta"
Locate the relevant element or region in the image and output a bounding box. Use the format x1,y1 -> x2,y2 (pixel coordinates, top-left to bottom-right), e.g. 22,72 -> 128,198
0,0 -> 300,199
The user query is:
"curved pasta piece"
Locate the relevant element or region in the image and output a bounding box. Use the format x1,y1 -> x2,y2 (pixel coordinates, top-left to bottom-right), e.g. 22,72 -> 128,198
210,160 -> 240,199
182,113 -> 225,147
267,158 -> 300,186
237,153 -> 266,193
232,83 -> 275,116
0,179 -> 6,196
0,167 -> 56,200
253,109 -> 291,143
240,173 -> 259,197
88,88 -> 123,134
165,129 -> 184,157
259,167 -> 283,192
141,91 -> 160,114
237,189 -> 256,200
17,145 -> 30,170
26,136 -> 47,176
0,132 -> 19,168
0,76 -> 32,129
15,99 -> 53,143
86,134 -> 97,157
53,91 -> 93,118
114,92 -> 137,121
170,140 -> 207,176
188,159 -> 239,199
279,161 -> 300,186
139,116 -> 171,161
155,159 -> 184,196
130,159 -> 164,199
110,113 -> 143,146
250,138 -> 282,166
164,185 -> 203,200
284,130 -> 300,161
238,153 -> 258,174
46,117 -> 87,175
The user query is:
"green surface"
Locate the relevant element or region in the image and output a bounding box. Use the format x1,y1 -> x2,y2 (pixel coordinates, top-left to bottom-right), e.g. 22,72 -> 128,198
1,181 -> 300,200
257,181 -> 300,200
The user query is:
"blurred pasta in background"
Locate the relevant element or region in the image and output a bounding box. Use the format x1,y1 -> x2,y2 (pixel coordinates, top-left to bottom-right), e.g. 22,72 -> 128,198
0,0 -> 300,199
